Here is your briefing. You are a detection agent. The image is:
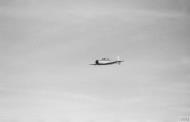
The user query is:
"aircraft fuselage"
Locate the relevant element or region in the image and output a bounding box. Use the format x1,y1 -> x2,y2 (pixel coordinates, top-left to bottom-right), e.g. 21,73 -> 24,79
91,59 -> 124,65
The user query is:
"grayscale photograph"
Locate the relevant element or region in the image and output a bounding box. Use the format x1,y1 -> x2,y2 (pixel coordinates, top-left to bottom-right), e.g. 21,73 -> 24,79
0,0 -> 190,122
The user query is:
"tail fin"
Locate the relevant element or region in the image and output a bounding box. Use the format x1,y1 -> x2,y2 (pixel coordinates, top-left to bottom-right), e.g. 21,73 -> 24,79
116,56 -> 124,65
117,56 -> 121,61
116,56 -> 121,65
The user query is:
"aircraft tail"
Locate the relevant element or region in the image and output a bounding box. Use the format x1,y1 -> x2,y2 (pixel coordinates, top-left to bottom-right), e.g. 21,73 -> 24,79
116,56 -> 123,65
116,56 -> 121,61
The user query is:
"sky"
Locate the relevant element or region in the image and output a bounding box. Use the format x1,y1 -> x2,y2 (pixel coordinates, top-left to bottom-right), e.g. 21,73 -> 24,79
0,0 -> 190,122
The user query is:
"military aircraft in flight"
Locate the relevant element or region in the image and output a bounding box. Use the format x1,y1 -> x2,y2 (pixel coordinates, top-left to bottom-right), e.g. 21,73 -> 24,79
90,56 -> 124,65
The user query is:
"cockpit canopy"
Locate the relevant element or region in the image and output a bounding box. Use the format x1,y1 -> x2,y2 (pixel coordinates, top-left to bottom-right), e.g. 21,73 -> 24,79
101,58 -> 110,61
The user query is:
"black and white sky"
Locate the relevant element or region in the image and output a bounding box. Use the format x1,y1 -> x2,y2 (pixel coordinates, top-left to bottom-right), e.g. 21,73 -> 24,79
0,0 -> 190,122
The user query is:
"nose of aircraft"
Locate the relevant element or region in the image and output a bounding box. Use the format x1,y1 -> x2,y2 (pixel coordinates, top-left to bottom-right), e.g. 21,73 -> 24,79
95,60 -> 99,64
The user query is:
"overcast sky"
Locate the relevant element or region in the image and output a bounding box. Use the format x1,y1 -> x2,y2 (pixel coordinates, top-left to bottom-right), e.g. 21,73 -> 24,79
0,0 -> 190,122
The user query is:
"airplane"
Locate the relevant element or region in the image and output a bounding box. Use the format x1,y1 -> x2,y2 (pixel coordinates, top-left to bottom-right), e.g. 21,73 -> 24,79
90,56 -> 124,65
